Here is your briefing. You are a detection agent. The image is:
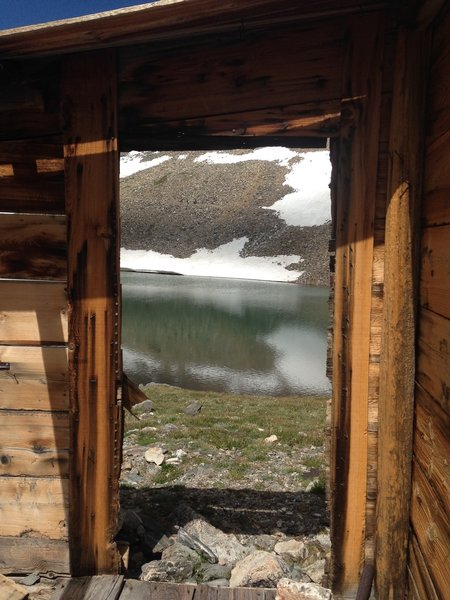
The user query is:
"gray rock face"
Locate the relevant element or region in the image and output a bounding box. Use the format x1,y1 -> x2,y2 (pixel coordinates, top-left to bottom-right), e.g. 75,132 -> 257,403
274,540 -> 308,562
184,402 -> 202,416
198,563 -> 231,583
183,518 -> 248,566
230,550 -> 290,588
134,399 -> 154,412
276,578 -> 333,600
141,543 -> 201,582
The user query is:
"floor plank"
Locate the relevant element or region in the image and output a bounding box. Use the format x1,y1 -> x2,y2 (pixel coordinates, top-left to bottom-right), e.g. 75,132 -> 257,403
50,575 -> 124,600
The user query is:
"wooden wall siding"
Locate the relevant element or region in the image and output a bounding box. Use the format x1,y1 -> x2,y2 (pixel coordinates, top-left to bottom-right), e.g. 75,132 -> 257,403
0,213 -> 66,280
118,21 -> 344,150
0,281 -> 68,345
0,59 -> 61,141
374,24 -> 431,599
0,410 -> 69,477
409,3 -> 450,598
0,52 -> 69,575
0,347 -> 68,411
0,477 -> 68,539
329,14 -> 384,596
0,538 -> 70,576
0,138 -> 65,213
62,49 -> 122,576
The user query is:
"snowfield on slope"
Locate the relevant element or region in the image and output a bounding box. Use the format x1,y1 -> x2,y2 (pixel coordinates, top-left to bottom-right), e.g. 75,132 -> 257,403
119,147 -> 331,282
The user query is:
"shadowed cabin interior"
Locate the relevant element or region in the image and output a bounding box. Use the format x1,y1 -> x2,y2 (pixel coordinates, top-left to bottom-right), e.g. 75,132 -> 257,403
0,1 -> 448,598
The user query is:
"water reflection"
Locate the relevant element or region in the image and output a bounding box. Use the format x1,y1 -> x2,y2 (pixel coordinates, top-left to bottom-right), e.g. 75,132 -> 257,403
122,272 -> 330,396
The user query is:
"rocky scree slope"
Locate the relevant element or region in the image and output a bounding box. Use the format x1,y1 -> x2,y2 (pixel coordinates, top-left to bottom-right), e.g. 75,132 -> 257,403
120,149 -> 331,285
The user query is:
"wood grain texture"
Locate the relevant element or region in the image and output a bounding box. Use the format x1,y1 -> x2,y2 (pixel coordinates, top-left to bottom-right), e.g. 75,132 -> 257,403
0,346 -> 68,411
120,582 -> 277,600
0,477 -> 68,539
62,49 -> 122,575
0,574 -> 28,600
0,214 -> 66,280
0,536 -> 70,576
423,132 -> 450,227
120,100 -> 341,150
0,0 -> 388,58
420,225 -> 450,318
375,26 -> 430,600
416,308 -> 450,416
425,4 -> 450,144
410,460 -> 450,598
407,534 -> 439,600
329,14 -> 384,596
0,138 -> 64,214
119,21 -> 344,146
50,575 -> 124,600
413,386 -> 450,510
0,281 -> 68,345
0,410 -> 69,477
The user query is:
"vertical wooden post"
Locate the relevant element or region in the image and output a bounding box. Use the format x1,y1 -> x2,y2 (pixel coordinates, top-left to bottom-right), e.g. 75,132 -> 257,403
330,15 -> 384,596
375,27 -> 430,599
62,50 -> 122,575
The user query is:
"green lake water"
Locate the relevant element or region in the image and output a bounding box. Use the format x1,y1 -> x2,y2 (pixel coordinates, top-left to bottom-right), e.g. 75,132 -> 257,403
122,272 -> 331,397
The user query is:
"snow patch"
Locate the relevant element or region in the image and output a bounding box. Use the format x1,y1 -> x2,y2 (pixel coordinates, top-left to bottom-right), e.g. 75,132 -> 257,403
121,237 -> 302,282
194,146 -> 299,167
263,151 -> 331,226
120,151 -> 172,178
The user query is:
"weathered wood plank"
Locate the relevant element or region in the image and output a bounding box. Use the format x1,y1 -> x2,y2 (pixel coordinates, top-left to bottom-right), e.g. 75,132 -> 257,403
410,460 -> 450,598
330,14 -> 384,596
120,99 -> 341,150
119,22 -> 344,135
420,224 -> 450,319
62,50 -> 122,575
0,477 -> 68,539
122,372 -> 147,412
407,534 -> 439,600
0,138 -> 64,213
120,580 -> 196,600
0,214 -> 66,280
416,308 -> 450,416
426,8 -> 450,144
50,575 -> 124,600
0,346 -> 68,411
423,132 -> 450,226
0,58 -> 61,140
413,386 -> 450,509
0,172 -> 65,214
0,281 -> 68,345
0,574 -> 28,600
0,536 -> 70,576
0,410 -> 69,477
0,0 -> 383,58
375,25 -> 430,599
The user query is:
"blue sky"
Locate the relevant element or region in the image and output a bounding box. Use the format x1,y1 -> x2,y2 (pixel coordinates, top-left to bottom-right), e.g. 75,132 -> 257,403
0,1 -> 154,30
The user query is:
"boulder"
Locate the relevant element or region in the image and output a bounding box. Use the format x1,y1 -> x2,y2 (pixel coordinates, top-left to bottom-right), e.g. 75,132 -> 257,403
303,559 -> 326,585
206,579 -> 230,588
274,540 -> 308,562
276,578 -> 333,600
183,519 -> 248,566
198,563 -> 231,583
144,447 -> 166,466
134,399 -> 154,412
184,402 -> 202,416
141,543 -> 201,583
230,550 -> 290,588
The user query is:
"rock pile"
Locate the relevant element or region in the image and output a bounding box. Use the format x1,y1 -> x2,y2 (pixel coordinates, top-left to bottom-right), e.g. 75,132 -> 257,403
116,504 -> 331,592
